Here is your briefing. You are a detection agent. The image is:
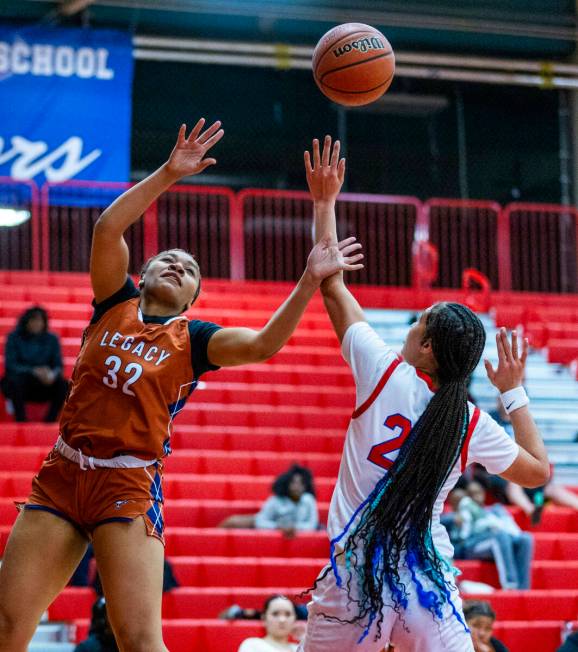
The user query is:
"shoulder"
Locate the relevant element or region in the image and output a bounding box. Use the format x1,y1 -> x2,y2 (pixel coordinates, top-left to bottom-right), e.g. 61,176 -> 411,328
490,637 -> 510,652
238,638 -> 264,652
91,276 -> 139,324
470,407 -> 509,440
301,492 -> 317,505
188,319 -> 222,339
342,321 -> 387,356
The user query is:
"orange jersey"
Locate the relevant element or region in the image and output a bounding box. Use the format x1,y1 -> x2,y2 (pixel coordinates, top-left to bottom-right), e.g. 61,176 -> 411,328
59,278 -> 220,459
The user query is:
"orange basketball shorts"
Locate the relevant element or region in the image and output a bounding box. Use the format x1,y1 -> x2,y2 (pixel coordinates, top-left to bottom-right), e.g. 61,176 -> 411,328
21,449 -> 165,543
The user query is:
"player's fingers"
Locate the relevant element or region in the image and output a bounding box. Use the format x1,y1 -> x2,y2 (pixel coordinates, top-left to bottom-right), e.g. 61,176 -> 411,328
495,330 -> 507,364
322,134 -> 332,167
500,327 -> 514,362
188,118 -> 205,142
520,337 -> 529,365
197,158 -> 217,172
342,263 -> 364,271
484,358 -> 495,379
330,140 -> 341,169
344,253 -> 364,264
338,158 -> 346,183
177,123 -> 187,145
340,242 -> 362,256
304,150 -> 313,175
197,120 -> 222,144
337,236 -> 357,249
202,129 -> 225,150
511,329 -> 519,360
312,139 -> 321,168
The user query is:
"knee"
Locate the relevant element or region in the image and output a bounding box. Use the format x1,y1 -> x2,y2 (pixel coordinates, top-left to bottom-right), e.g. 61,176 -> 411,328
114,625 -> 164,652
494,530 -> 511,545
0,604 -> 26,650
520,532 -> 534,549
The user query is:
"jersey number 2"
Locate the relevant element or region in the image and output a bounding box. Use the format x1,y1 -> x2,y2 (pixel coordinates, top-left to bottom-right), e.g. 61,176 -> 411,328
102,355 -> 143,396
367,414 -> 412,471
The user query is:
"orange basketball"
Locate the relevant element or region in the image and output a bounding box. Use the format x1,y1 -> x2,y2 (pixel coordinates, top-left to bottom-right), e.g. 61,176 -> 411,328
312,23 -> 395,107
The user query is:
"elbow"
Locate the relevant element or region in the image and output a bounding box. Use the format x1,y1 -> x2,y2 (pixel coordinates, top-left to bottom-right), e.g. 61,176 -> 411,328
253,345 -> 280,363
525,463 -> 551,488
252,337 -> 282,363
93,212 -> 119,237
537,463 -> 551,487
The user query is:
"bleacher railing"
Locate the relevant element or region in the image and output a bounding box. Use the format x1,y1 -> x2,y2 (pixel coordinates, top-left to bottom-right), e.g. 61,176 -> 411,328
1,178 -> 577,294
503,203 -> 578,294
239,189 -> 420,285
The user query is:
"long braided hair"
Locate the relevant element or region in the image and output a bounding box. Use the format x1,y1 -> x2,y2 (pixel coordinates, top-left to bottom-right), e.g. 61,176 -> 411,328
327,303 -> 486,642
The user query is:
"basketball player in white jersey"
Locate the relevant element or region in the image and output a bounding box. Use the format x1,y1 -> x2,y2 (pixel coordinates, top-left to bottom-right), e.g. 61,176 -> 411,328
297,136 -> 550,652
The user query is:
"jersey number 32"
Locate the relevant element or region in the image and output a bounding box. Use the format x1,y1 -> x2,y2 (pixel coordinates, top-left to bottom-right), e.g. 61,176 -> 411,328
102,355 -> 143,396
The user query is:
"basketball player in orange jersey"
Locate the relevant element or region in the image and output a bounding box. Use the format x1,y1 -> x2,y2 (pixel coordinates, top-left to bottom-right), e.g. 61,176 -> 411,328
0,119 -> 364,652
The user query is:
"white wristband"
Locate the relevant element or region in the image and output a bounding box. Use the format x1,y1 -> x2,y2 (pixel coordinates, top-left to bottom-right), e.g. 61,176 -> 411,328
500,386 -> 529,414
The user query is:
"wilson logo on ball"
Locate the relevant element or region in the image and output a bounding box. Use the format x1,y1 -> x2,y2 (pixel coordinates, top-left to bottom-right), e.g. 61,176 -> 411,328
333,37 -> 386,58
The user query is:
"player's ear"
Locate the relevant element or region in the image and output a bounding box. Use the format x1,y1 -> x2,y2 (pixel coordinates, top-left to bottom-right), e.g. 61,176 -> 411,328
420,337 -> 433,353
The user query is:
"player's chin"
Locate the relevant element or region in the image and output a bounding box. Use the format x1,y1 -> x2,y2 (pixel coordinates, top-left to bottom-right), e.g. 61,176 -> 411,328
151,281 -> 185,307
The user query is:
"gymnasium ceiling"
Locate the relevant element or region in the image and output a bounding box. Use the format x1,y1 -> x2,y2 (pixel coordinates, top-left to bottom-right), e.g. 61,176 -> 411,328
1,0 -> 577,57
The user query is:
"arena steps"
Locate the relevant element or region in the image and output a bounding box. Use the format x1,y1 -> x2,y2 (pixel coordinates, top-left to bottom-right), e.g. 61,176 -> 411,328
46,587 -> 578,626
1,273 -> 578,652
65,618 -> 563,652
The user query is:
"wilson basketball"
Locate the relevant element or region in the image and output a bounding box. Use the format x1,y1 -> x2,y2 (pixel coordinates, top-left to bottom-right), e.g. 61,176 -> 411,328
312,23 -> 395,107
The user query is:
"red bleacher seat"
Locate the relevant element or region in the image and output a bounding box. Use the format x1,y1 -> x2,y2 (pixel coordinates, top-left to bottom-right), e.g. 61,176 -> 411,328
2,273 -> 578,652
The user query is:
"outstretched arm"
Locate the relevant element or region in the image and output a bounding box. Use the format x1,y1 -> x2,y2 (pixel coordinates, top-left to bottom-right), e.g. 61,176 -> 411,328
304,135 -> 366,343
207,236 -> 364,367
488,329 -> 550,488
90,119 -> 224,303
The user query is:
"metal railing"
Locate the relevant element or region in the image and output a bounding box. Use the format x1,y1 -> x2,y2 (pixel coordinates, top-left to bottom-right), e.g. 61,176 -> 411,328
1,178 -> 576,294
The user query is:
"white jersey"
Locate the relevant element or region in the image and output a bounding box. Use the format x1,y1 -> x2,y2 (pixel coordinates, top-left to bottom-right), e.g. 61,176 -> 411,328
327,321 -> 520,560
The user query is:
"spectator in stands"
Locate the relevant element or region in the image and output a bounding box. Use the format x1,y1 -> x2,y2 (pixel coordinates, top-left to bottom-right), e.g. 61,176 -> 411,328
458,463 -> 544,526
220,465 -> 319,536
558,623 -> 578,651
1,306 -> 67,422
463,600 -> 509,652
73,596 -> 118,652
237,595 -> 299,652
454,482 -> 533,590
490,397 -> 578,515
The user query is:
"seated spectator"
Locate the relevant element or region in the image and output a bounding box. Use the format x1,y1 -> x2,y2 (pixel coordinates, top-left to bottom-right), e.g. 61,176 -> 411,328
220,601 -> 307,622
1,306 -> 67,422
74,597 -> 118,652
220,465 -> 319,536
558,623 -> 578,651
238,595 -> 300,652
450,482 -> 533,590
463,600 -> 509,652
489,397 -> 578,515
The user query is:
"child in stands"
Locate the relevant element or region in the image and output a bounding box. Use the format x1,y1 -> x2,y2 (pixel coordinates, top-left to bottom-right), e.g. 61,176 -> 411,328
220,464 -> 318,536
0,120 -> 364,652
463,601 -> 509,652
238,595 -> 300,652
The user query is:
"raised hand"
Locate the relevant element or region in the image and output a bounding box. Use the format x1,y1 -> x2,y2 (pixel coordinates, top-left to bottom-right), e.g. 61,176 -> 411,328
306,236 -> 364,284
165,118 -> 224,179
304,135 -> 346,202
484,328 -> 528,392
